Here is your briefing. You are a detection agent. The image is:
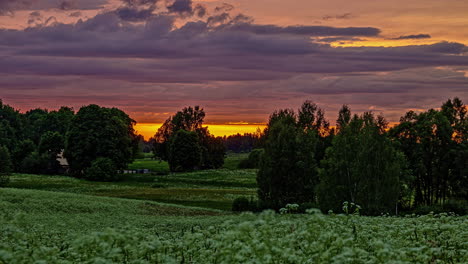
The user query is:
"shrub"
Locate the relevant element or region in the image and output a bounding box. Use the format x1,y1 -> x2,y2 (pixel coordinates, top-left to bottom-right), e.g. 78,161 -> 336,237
232,197 -> 250,212
443,200 -> 468,215
232,197 -> 259,212
298,202 -> 319,213
84,158 -> 119,182
238,148 -> 264,169
412,200 -> 468,215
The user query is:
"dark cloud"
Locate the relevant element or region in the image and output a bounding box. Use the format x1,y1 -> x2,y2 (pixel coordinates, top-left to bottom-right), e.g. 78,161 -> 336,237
0,7 -> 466,124
214,3 -> 234,13
27,11 -> 57,27
207,12 -> 230,26
27,11 -> 42,25
122,0 -> 159,6
322,13 -> 354,21
0,0 -> 106,15
194,4 -> 206,18
391,34 -> 431,40
166,0 -> 193,15
116,6 -> 155,21
224,24 -> 380,36
0,0 -> 33,15
315,36 -> 363,43
58,0 -> 76,10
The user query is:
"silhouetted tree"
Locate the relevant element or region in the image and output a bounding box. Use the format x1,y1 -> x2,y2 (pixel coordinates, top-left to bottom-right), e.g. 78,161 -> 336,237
0,145 -> 12,187
169,130 -> 201,172
11,139 -> 35,171
65,105 -> 137,178
153,106 -> 225,169
390,97 -> 467,205
318,109 -> 407,215
0,100 -> 23,152
257,108 -> 319,209
224,131 -> 264,153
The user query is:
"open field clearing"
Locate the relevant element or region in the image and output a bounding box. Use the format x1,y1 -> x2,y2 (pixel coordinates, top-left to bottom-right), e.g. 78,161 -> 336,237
0,188 -> 467,263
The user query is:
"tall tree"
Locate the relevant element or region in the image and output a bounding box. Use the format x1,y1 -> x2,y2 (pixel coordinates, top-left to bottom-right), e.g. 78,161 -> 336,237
257,108 -> 319,209
169,130 -> 201,172
0,145 -> 12,187
318,109 -> 407,215
0,100 -> 23,152
298,100 -> 332,162
65,105 -> 137,178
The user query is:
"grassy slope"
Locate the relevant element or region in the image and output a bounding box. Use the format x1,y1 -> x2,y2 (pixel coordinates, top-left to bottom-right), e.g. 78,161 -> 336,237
8,171 -> 256,211
8,153 -> 257,211
0,188 -> 231,235
1,188 -> 467,263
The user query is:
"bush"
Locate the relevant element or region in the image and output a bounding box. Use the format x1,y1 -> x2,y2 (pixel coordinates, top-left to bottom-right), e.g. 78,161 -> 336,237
232,197 -> 259,212
238,148 -> 264,169
443,200 -> 468,215
0,145 -> 12,187
298,202 -> 319,213
84,158 -> 119,181
412,200 -> 468,215
232,197 -> 250,212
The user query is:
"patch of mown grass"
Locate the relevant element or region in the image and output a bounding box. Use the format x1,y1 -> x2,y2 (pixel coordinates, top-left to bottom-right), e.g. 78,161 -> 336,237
153,169 -> 257,188
94,187 -> 255,211
8,170 -> 257,210
128,158 -> 170,172
223,152 -> 250,170
0,188 -> 230,235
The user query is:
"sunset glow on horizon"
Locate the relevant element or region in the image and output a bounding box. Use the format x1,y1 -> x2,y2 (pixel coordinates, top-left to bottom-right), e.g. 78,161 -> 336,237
135,123 -> 266,140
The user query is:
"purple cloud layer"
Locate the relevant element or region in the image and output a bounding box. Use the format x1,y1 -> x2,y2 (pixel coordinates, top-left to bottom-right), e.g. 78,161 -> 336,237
0,1 -> 467,124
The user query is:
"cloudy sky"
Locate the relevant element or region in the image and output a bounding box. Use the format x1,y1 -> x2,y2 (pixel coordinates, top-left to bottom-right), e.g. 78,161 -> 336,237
1,0 -> 467,137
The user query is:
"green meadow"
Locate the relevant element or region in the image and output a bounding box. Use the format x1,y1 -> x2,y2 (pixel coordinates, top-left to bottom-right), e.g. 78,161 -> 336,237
1,154 -> 467,263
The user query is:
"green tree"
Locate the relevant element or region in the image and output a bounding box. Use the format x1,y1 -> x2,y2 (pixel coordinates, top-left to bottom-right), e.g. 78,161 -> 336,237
0,145 -> 12,187
19,151 -> 49,174
318,109 -> 407,215
38,131 -> 64,174
0,100 -> 24,152
65,105 -> 137,178
11,139 -> 35,171
24,108 -> 49,145
168,130 -> 201,172
257,108 -> 319,209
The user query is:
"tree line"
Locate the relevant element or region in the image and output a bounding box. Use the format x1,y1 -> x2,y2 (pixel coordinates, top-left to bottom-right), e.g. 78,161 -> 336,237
1,98 -> 466,215
0,101 -> 225,182
0,102 -> 140,182
255,98 -> 467,215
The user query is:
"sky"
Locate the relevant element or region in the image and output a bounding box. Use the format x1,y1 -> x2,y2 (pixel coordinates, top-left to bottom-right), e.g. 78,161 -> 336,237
0,0 -> 467,139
